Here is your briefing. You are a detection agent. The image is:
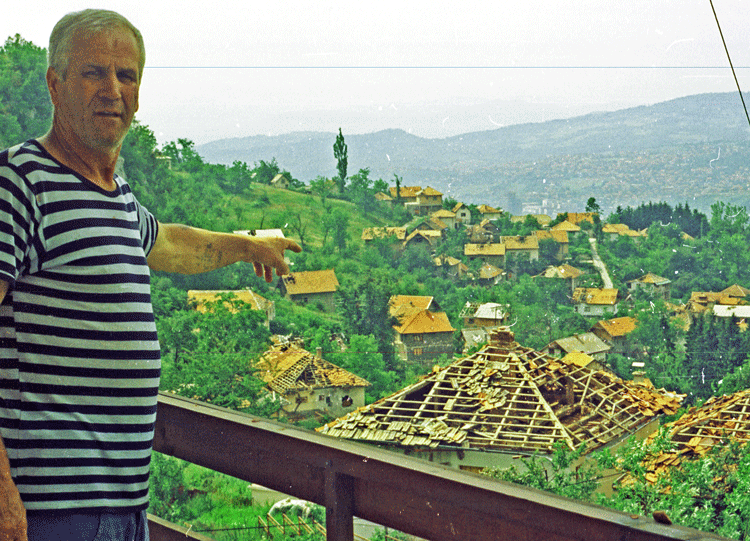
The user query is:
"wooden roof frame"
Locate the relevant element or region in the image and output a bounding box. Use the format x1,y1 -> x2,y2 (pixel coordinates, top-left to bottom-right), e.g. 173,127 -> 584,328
319,328 -> 681,454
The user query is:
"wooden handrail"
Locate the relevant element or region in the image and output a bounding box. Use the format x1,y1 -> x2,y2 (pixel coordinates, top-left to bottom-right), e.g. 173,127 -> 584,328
151,392 -> 729,541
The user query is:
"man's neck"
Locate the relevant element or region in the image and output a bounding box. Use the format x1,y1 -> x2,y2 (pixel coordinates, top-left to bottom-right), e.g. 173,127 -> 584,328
38,126 -> 120,191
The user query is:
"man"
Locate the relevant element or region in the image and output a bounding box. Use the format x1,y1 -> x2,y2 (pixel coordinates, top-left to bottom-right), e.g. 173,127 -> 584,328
0,9 -> 301,541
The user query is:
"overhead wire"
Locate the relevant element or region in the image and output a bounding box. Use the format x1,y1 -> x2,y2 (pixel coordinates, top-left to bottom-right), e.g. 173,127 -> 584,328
709,0 -> 750,130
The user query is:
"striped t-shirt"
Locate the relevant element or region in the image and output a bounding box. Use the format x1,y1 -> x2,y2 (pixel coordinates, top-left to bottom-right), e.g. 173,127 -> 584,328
0,140 -> 161,513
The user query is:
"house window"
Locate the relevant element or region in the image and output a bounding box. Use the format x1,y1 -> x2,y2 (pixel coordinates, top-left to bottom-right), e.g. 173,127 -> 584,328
413,348 -> 423,356
413,334 -> 424,343
318,395 -> 325,401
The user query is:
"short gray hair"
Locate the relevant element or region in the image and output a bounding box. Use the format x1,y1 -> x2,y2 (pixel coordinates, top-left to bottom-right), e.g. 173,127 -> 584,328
48,9 -> 145,80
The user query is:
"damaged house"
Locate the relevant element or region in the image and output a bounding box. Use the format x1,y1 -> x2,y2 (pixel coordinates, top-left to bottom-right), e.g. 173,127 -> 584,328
630,388 -> 750,485
318,328 -> 681,472
255,344 -> 370,419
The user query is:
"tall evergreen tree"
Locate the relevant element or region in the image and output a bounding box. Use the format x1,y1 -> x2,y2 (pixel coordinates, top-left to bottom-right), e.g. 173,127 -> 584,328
333,128 -> 348,194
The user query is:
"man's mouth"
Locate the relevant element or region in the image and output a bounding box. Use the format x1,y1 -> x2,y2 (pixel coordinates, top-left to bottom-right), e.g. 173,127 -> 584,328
96,112 -> 122,118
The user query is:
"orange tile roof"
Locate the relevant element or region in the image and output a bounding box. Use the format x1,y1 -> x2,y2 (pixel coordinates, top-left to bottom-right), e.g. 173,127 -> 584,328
572,288 -> 618,306
388,186 -> 422,198
477,204 -> 503,214
503,236 -> 539,250
533,230 -> 569,243
390,295 -> 435,313
538,264 -> 585,279
565,212 -> 598,225
551,220 -> 581,232
721,284 -> 750,298
594,316 -> 638,338
631,272 -> 671,286
281,269 -> 339,296
479,263 -> 503,280
419,186 -> 443,196
394,310 -> 455,335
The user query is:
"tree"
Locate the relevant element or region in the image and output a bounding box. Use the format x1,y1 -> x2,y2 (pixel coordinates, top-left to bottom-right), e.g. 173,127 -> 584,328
333,128 -> 348,194
393,173 -> 403,203
250,158 -> 281,185
0,35 -> 51,148
332,334 -> 396,402
337,271 -> 397,370
585,197 -> 601,214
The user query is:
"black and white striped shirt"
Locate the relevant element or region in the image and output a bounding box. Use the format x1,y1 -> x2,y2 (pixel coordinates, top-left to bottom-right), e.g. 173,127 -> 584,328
0,140 -> 160,513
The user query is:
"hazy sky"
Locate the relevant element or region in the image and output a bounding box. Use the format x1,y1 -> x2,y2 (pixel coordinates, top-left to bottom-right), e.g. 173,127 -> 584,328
4,1 -> 750,144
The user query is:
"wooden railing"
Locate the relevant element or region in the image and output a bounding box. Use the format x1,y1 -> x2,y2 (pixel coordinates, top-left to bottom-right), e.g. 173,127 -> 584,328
149,392 -> 729,541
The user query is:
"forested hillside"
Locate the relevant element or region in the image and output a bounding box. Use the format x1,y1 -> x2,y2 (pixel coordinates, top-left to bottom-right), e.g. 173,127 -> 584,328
7,34 -> 750,539
198,93 -> 750,216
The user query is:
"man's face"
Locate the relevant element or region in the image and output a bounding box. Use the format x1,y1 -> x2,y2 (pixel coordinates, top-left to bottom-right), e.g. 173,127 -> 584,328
48,26 -> 141,152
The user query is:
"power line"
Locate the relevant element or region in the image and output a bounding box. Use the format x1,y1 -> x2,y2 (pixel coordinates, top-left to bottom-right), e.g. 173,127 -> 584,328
709,0 -> 750,130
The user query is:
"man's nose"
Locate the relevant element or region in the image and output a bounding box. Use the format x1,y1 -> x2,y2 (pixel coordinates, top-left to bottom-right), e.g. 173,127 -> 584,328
99,72 -> 122,100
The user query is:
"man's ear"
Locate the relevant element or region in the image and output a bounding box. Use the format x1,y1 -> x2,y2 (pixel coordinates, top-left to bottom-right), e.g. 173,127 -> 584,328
46,67 -> 61,107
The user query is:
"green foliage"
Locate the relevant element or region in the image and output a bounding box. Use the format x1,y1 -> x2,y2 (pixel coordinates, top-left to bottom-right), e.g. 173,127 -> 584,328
0,35 -> 51,147
157,295 -> 277,415
331,334 -> 397,401
484,442 -> 601,501
599,433 -> 750,539
337,270 -> 397,371
333,128 -> 348,193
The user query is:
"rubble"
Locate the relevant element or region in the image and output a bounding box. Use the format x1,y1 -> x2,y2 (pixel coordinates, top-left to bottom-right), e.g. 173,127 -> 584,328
318,328 -> 682,454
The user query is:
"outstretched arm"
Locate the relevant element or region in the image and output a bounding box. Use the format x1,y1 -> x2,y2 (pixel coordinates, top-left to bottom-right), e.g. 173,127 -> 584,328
146,223 -> 302,281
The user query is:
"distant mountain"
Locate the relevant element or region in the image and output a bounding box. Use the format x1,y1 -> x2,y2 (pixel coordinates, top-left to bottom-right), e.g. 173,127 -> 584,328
196,93 -> 750,215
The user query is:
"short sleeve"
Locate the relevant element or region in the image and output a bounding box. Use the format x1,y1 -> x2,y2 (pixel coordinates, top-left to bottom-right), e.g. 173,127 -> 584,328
0,148 -> 37,287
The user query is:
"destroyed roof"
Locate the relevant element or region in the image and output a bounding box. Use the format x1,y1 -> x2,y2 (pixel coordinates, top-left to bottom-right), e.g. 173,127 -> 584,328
318,328 -> 681,454
281,269 -> 339,295
638,389 -> 750,483
188,289 -> 272,313
256,345 -> 370,395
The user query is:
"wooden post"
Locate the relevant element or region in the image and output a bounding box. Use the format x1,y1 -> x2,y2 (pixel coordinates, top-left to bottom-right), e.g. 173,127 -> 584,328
325,460 -> 354,541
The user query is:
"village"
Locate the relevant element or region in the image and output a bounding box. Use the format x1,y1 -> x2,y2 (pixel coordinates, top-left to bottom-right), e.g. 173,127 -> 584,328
183,183 -> 750,491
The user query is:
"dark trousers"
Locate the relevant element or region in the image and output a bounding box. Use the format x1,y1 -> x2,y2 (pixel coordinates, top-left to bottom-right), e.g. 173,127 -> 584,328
26,510 -> 148,541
